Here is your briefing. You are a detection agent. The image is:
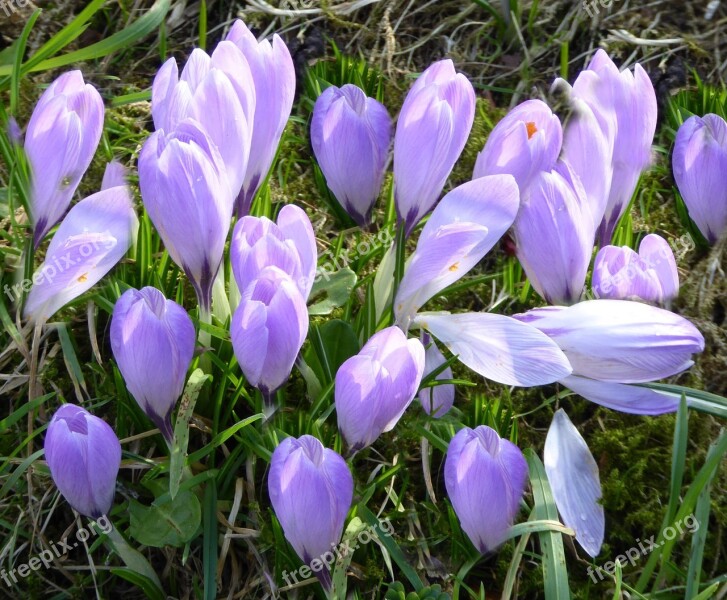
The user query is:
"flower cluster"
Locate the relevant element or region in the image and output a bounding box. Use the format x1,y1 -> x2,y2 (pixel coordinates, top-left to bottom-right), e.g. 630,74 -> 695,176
16,20 -> 722,594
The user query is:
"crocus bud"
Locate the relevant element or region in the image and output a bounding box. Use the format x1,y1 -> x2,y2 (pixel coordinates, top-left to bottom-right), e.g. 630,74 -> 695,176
593,234 -> 679,304
311,84 -> 392,226
394,60 -> 475,236
558,50 -> 657,245
544,409 -> 604,558
231,204 -> 317,299
44,404 -> 121,518
268,435 -> 353,590
25,70 -> 104,248
23,165 -> 138,323
513,162 -> 594,305
472,99 -> 562,191
231,267 -> 308,397
672,113 -> 727,244
110,287 -> 195,441
226,20 -> 295,215
151,43 -> 255,198
335,326 -> 425,451
444,425 -> 527,553
138,120 -> 233,311
516,300 -> 705,414
419,332 -> 454,417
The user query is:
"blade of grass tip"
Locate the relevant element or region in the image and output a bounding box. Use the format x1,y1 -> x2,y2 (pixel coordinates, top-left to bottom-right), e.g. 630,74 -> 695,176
635,396 -> 688,591
525,449 -> 571,600
10,9 -> 40,116
693,583 -> 720,600
638,430 -> 727,593
203,482 -> 218,600
198,0 -> 207,50
685,434 -> 719,599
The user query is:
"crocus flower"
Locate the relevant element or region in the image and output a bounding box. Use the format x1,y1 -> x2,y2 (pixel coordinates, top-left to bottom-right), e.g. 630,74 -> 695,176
311,84 -> 392,226
554,50 -> 657,245
394,175 -> 520,329
226,20 -> 295,215
25,70 -> 104,248
335,326 -> 425,451
472,99 -> 562,191
151,42 -> 255,198
138,120 -> 233,312
444,425 -> 527,553
231,267 -> 308,398
110,287 -> 195,442
672,113 -> 727,244
544,409 -> 603,557
516,299 -> 705,414
23,165 -> 138,323
268,435 -> 353,590
419,332 -> 454,418
231,204 -> 317,299
394,59 -> 475,236
513,161 -> 594,305
44,404 -> 121,518
593,234 -> 679,304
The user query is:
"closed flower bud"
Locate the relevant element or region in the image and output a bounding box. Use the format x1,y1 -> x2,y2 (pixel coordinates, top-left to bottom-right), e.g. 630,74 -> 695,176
593,234 -> 679,304
311,84 -> 392,226
25,70 -> 104,248
394,60 -> 475,236
335,326 -> 425,451
151,43 -> 255,198
444,425 -> 527,553
268,435 -> 353,590
110,287 -> 195,441
231,204 -> 317,299
44,404 -> 121,518
138,120 -> 233,311
231,267 -> 309,397
672,113 -> 727,244
226,20 -> 295,215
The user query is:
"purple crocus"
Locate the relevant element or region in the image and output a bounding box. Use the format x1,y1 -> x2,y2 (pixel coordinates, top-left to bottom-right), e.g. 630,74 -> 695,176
555,50 -> 657,245
231,267 -> 309,399
44,404 -> 121,518
335,326 -> 425,451
138,120 -> 233,312
394,175 -> 521,329
419,332 -> 454,418
268,435 -> 353,590
544,409 -> 603,558
593,234 -> 679,305
311,84 -> 392,226
394,59 -> 475,236
231,204 -> 317,299
23,164 -> 138,323
513,161 -> 594,305
445,425 -> 527,553
516,299 -> 705,414
110,287 -> 195,442
672,113 -> 727,244
151,43 -> 255,198
472,99 -> 562,191
24,70 -> 104,248
226,20 -> 295,215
